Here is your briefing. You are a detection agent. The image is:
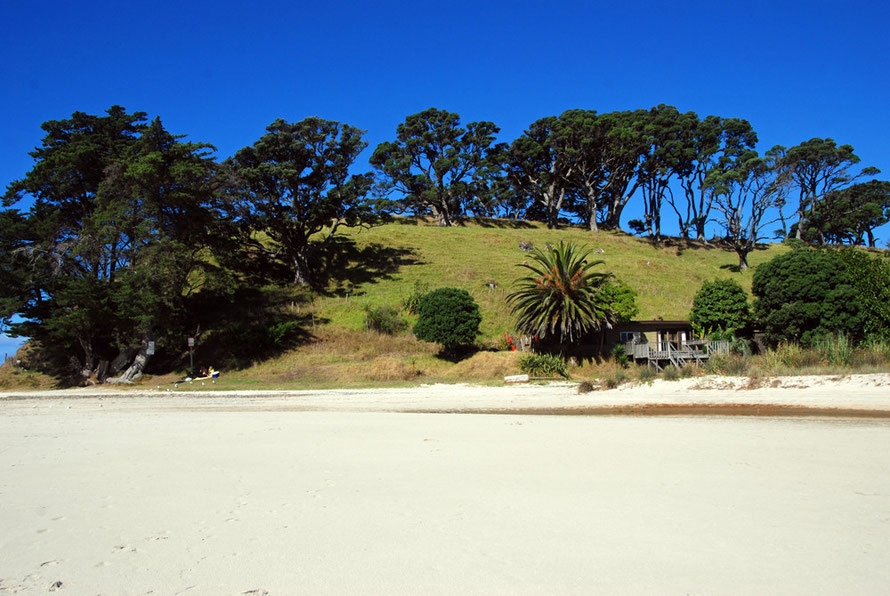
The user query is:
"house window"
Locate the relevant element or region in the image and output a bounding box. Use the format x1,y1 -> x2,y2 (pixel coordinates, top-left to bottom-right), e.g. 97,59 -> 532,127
620,331 -> 642,343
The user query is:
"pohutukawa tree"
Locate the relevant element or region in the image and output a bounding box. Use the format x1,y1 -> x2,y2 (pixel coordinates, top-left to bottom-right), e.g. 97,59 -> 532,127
507,115 -> 575,229
370,108 -> 506,227
227,117 -> 379,286
778,138 -> 879,239
669,114 -> 757,241
704,147 -> 788,270
803,180 -> 890,246
507,241 -> 617,346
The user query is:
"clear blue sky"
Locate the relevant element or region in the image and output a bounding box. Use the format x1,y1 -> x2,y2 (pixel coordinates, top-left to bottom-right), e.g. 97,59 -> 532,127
1,0 -> 888,356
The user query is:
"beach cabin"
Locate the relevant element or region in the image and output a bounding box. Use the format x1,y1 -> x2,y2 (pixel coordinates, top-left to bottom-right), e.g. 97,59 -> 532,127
603,320 -> 729,370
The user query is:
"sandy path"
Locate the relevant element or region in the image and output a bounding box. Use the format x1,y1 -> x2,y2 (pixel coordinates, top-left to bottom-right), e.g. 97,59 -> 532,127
2,387 -> 890,594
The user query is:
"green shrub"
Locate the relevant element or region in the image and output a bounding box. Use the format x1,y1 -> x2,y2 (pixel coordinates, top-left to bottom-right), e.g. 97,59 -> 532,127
752,248 -> 864,346
364,305 -> 408,335
689,278 -> 751,335
520,352 -> 569,378
402,281 -> 430,315
413,288 -> 482,351
611,343 -> 629,367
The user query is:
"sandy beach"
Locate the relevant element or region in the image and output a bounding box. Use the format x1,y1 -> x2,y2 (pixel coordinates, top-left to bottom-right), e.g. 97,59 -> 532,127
2,375 -> 890,593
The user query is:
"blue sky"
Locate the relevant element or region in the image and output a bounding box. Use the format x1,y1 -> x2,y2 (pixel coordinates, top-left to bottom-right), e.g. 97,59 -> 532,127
1,0 -> 888,355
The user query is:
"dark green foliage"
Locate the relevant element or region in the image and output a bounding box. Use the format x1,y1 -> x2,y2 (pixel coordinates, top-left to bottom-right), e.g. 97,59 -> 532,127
611,343 -> 629,367
519,352 -> 569,378
413,288 -> 482,350
689,279 -> 751,335
837,249 -> 890,340
370,108 -> 506,227
507,241 -> 616,345
600,280 -> 639,324
704,147 -> 788,270
364,305 -> 408,335
752,248 -> 864,346
227,117 -> 380,286
779,138 -> 879,240
805,181 -> 890,247
2,107 -> 226,382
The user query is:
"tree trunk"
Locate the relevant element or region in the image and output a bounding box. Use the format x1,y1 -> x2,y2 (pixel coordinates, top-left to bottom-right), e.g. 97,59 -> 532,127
77,338 -> 95,384
107,337 -> 153,384
737,250 -> 749,271
292,250 -> 311,286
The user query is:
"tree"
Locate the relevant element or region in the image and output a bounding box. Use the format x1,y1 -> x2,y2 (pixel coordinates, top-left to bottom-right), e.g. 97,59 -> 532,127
689,279 -> 751,335
636,105 -> 688,241
560,109 -> 649,231
507,241 -> 617,345
704,147 -> 788,270
778,138 -> 879,239
227,117 -> 378,286
2,107 -> 222,383
507,116 -> 574,229
670,115 -> 757,241
804,180 -> 890,246
370,108 -> 505,227
599,280 -> 639,324
836,249 -> 890,340
752,248 -> 864,346
413,288 -> 482,351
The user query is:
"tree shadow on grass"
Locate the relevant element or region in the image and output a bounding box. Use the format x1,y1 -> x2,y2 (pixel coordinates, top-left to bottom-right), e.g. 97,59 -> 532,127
163,285 -> 329,373
458,217 -> 536,229
314,237 -> 422,297
433,345 -> 480,363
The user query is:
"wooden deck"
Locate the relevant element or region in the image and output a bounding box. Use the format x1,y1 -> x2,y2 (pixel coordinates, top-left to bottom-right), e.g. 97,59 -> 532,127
625,340 -> 729,370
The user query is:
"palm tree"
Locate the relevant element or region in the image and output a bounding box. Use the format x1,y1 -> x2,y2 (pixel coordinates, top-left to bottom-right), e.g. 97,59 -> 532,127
507,241 -> 616,345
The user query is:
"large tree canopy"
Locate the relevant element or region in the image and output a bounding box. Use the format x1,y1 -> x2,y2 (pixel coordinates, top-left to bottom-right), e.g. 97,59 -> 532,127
779,138 -> 879,239
704,147 -> 788,270
802,180 -> 890,247
227,117 -> 379,286
2,106 -> 223,383
370,108 -> 506,227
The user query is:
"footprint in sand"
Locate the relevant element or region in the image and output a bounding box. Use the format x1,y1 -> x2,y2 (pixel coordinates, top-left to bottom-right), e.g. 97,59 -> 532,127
40,560 -> 60,567
112,545 -> 137,554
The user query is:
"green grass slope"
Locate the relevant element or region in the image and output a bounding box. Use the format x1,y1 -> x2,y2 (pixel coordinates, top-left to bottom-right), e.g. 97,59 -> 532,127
318,217 -> 787,342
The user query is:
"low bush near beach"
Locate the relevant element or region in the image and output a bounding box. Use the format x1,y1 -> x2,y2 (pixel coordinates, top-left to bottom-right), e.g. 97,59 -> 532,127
707,353 -> 751,376
576,380 -> 596,394
600,369 -> 629,389
520,352 -> 569,378
662,365 -> 680,381
364,305 -> 408,335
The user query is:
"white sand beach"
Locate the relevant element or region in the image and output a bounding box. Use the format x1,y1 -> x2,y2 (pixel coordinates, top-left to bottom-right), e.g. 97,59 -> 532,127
2,375 -> 890,593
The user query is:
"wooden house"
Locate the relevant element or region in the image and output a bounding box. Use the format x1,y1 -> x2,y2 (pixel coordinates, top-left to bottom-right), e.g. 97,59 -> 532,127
603,320 -> 729,370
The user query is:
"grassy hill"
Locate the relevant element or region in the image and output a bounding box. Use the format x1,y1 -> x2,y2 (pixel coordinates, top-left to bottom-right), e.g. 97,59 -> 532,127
187,218 -> 787,389
0,217 -> 789,390
316,217 -> 786,334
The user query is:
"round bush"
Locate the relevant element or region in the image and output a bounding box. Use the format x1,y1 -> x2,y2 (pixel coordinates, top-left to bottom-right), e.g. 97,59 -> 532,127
752,248 -> 864,346
689,278 -> 751,335
413,288 -> 481,350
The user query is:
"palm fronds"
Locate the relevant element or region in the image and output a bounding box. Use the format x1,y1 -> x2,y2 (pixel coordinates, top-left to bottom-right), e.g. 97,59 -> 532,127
507,241 -> 616,344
